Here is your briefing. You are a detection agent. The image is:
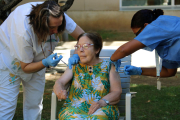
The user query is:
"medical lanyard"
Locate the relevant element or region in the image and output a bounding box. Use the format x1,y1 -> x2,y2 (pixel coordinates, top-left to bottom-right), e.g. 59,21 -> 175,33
155,50 -> 162,90
41,35 -> 52,68
41,35 -> 52,59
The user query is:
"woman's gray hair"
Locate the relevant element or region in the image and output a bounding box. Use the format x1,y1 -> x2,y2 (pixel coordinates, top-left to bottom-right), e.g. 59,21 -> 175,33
27,0 -> 66,43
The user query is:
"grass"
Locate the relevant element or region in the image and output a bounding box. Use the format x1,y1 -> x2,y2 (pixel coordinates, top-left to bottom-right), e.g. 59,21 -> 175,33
13,79 -> 64,120
67,30 -> 135,41
130,84 -> 180,120
13,79 -> 180,120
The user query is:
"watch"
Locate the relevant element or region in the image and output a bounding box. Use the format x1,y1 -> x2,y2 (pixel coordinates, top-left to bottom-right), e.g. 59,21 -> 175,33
102,99 -> 109,105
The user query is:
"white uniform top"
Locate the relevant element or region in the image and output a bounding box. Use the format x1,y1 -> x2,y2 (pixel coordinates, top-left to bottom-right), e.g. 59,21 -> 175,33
0,2 -> 76,82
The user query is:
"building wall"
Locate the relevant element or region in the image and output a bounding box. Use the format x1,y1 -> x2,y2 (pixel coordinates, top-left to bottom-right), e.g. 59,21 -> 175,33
68,0 -> 119,11
13,0 -> 180,31
67,10 -> 180,31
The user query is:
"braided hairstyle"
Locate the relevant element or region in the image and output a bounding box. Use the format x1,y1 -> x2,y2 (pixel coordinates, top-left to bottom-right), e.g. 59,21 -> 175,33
131,9 -> 164,28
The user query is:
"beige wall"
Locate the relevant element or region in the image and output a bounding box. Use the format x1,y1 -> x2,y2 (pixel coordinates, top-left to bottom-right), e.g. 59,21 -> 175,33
12,1 -> 180,31
67,11 -> 135,31
66,10 -> 180,31
69,0 -> 119,11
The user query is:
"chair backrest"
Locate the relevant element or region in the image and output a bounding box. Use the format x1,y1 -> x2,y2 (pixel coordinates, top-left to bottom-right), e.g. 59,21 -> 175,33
70,49 -> 131,115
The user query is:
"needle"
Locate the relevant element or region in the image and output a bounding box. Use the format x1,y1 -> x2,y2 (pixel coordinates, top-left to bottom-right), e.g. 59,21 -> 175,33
48,50 -> 68,66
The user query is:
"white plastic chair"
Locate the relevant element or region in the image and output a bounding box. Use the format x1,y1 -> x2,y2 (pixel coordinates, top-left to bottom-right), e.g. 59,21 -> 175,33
51,49 -> 136,120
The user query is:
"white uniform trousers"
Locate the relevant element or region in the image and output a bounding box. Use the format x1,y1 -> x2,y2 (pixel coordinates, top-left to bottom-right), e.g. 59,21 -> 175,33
0,68 -> 46,120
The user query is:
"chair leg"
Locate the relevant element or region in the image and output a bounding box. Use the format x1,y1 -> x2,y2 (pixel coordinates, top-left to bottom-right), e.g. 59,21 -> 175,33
51,91 -> 57,120
125,93 -> 131,120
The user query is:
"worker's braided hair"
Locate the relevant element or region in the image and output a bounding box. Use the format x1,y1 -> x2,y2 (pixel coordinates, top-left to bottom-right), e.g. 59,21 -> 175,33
131,9 -> 164,28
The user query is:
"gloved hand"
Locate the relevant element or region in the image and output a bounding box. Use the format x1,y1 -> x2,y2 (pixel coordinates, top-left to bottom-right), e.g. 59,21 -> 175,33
42,53 -> 63,67
68,54 -> 80,69
124,65 -> 142,75
110,58 -> 121,72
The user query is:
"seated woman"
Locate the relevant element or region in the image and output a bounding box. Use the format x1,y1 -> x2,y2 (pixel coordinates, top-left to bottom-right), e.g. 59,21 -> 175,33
53,32 -> 122,120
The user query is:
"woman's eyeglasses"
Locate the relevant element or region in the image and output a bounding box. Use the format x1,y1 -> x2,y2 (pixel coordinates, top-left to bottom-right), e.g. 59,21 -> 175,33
74,43 -> 94,50
135,27 -> 144,36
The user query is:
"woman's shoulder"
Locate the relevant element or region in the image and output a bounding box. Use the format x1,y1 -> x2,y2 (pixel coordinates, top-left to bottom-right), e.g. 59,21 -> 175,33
100,59 -> 111,69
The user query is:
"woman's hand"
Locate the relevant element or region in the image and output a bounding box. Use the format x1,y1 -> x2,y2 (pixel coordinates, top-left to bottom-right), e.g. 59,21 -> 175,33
53,82 -> 67,100
57,90 -> 67,100
88,100 -> 106,115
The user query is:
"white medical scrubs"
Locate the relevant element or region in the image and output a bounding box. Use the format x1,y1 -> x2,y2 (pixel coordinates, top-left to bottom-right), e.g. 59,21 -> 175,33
135,15 -> 180,69
0,2 -> 76,120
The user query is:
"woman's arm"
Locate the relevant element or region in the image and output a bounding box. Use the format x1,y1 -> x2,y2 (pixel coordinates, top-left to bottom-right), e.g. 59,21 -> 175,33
111,39 -> 145,61
70,25 -> 84,55
53,67 -> 73,99
141,66 -> 177,77
88,64 -> 122,114
70,25 -> 84,40
99,64 -> 122,105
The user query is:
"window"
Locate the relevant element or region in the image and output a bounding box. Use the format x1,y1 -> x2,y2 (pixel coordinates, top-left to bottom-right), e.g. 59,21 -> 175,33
120,0 -> 180,11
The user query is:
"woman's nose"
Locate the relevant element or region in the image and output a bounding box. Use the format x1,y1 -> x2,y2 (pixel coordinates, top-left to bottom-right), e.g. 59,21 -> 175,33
80,46 -> 84,51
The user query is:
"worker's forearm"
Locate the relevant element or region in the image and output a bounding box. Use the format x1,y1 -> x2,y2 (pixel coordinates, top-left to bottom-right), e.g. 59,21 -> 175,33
111,39 -> 145,61
141,67 -> 177,77
22,61 -> 45,73
141,67 -> 157,77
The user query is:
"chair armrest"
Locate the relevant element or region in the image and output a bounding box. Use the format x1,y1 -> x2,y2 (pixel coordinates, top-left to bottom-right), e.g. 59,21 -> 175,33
125,92 -> 137,120
51,91 -> 57,120
125,93 -> 131,120
130,92 -> 137,98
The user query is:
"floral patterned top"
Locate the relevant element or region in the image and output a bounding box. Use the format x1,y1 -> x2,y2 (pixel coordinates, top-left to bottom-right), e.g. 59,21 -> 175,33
58,59 -> 120,120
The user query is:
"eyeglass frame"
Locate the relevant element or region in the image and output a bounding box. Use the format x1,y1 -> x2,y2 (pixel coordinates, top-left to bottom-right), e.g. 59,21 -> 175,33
135,26 -> 144,36
74,43 -> 94,50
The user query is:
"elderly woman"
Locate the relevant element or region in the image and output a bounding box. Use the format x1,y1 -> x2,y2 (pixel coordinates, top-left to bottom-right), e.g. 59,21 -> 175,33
53,32 -> 122,120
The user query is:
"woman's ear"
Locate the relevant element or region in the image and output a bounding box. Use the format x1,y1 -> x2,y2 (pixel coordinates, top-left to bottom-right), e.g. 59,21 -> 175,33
95,48 -> 100,55
144,23 -> 149,27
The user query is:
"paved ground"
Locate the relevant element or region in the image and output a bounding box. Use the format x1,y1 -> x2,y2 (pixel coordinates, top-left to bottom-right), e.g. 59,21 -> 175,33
45,72 -> 62,81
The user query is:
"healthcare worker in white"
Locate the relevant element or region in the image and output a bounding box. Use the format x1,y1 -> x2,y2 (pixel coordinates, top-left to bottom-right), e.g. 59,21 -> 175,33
111,9 -> 180,77
0,1 -> 84,120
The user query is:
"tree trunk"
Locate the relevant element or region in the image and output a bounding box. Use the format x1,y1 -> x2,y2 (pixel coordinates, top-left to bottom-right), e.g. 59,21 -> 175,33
58,0 -> 74,11
0,0 -> 22,25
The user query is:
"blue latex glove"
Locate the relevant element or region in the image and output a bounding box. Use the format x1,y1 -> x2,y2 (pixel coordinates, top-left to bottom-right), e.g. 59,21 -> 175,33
110,58 -> 121,72
124,65 -> 142,75
68,54 -> 80,69
42,53 -> 63,67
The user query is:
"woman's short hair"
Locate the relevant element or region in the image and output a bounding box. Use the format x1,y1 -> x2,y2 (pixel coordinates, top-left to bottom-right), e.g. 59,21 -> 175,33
27,0 -> 66,43
131,9 -> 164,28
77,32 -> 103,57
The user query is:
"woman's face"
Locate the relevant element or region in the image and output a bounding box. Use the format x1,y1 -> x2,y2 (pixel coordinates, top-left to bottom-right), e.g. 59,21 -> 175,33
77,36 -> 99,65
132,27 -> 143,36
132,23 -> 148,36
48,15 -> 63,35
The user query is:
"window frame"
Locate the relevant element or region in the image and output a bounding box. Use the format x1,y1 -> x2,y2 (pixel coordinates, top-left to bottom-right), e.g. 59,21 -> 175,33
119,0 -> 180,11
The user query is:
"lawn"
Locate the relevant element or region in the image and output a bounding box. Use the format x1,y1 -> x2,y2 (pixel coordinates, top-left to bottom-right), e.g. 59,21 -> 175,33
13,75 -> 180,120
130,84 -> 180,120
67,30 -> 135,41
